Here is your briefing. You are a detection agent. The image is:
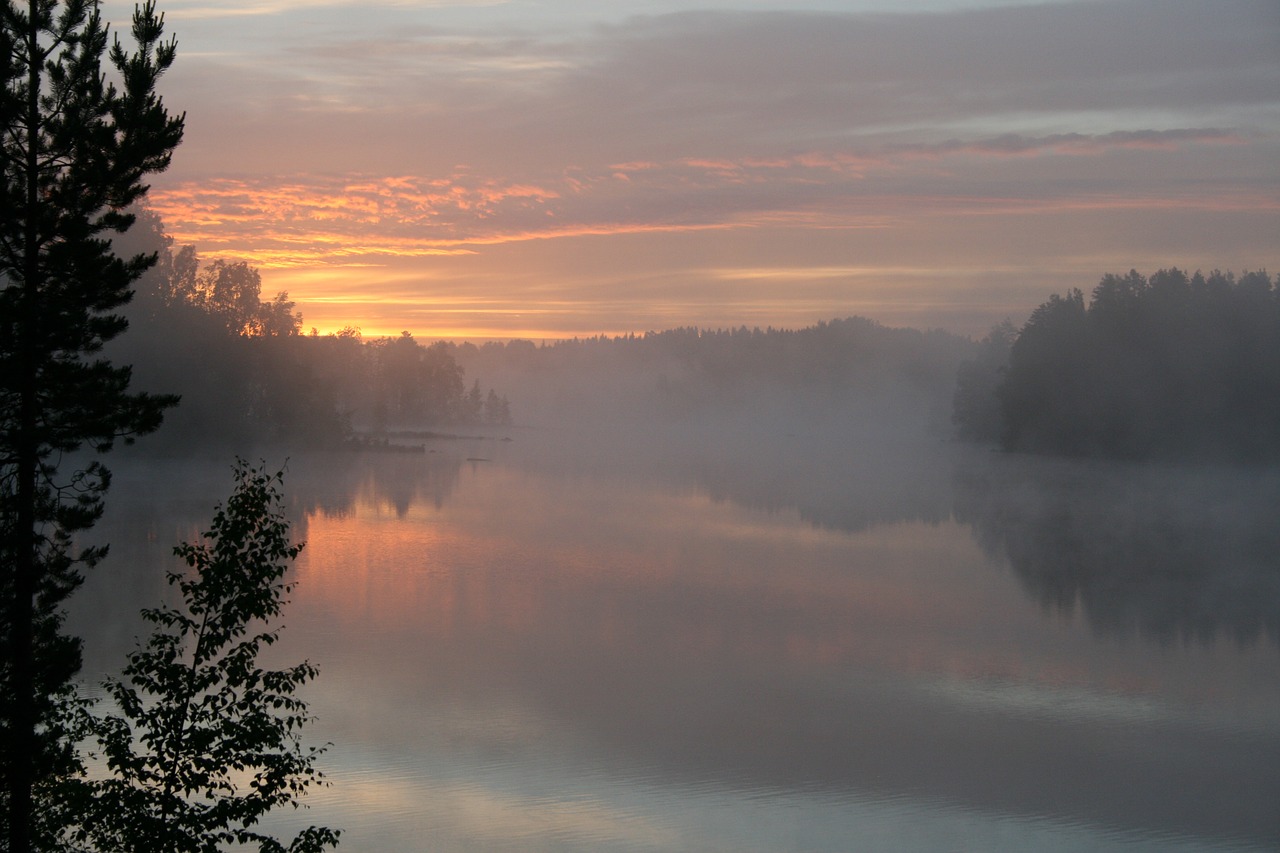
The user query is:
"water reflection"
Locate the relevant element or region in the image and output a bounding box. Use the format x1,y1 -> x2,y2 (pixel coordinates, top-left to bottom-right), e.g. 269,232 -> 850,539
284,453 -> 1280,850
504,412 -> 958,535
289,448 -> 470,521
70,446 -> 1280,851
69,449 -> 474,678
953,456 -> 1280,647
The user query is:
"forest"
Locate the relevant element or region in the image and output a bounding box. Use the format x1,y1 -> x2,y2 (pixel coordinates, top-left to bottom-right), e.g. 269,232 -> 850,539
117,210 -> 1280,467
953,268 -> 1280,462
109,206 -> 984,450
108,210 -> 513,449
112,209 -> 1280,468
447,317 -> 975,442
107,206 -> 1280,466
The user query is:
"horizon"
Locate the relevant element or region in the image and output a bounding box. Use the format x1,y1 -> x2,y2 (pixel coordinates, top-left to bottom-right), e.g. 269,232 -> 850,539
300,311 -> 992,344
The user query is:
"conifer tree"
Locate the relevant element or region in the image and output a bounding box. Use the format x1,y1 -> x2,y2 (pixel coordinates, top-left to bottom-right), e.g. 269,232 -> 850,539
0,1 -> 183,849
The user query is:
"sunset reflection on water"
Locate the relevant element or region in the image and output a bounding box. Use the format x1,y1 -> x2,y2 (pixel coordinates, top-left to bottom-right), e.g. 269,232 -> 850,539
265,452 -> 1280,852
294,464 -> 1044,681
70,449 -> 1280,852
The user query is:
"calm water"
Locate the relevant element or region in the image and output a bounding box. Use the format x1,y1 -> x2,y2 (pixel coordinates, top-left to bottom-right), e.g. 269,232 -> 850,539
69,429 -> 1280,852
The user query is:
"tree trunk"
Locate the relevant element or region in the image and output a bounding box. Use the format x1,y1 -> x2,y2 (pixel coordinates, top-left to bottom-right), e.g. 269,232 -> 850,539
7,2 -> 43,847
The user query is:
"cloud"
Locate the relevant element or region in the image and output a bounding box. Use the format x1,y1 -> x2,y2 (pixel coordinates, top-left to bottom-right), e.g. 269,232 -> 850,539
521,2 -> 1279,160
160,0 -> 510,18
919,129 -> 1246,158
141,0 -> 1279,338
150,126 -> 1267,271
165,0 -> 1280,179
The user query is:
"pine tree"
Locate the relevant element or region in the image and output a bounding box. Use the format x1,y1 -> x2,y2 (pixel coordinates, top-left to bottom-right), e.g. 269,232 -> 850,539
0,2 -> 183,849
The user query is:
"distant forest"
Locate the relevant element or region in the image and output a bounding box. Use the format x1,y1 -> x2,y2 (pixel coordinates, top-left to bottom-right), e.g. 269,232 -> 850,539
110,210 -> 513,448
114,210 -> 1275,461
953,268 -> 1280,462
460,320 -> 965,386
113,206 -> 980,448
453,318 -> 970,410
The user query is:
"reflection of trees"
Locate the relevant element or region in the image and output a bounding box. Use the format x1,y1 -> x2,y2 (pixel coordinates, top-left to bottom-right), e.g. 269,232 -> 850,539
68,451 -> 468,676
278,450 -> 466,524
954,456 -> 1280,646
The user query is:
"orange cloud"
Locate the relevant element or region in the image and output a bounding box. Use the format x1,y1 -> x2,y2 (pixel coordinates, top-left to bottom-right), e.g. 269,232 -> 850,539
149,127 -> 1263,268
141,124 -> 1275,341
149,170 -> 748,269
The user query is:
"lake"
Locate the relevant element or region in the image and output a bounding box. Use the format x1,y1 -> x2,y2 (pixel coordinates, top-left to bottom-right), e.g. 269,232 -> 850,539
68,426 -> 1280,852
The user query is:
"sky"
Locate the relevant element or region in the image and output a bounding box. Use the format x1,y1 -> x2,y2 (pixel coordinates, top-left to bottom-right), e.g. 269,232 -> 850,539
116,0 -> 1280,340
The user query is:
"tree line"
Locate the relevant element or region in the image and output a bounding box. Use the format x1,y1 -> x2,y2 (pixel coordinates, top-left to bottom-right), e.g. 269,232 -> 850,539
110,209 -> 512,450
954,268 -> 1280,462
462,318 -> 968,386
453,317 -> 972,427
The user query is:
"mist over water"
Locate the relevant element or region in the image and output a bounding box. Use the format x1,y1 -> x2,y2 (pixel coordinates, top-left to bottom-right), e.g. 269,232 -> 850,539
65,330 -> 1280,852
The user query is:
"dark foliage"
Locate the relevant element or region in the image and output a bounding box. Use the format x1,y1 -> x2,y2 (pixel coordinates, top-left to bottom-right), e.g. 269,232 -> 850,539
80,461 -> 338,853
955,269 -> 1279,461
0,2 -> 183,848
108,211 -> 513,447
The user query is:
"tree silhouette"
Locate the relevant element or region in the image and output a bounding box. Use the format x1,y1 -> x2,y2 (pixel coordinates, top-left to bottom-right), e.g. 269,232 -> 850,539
193,259 -> 300,338
195,260 -> 263,336
105,215 -> 509,446
990,269 -> 1280,460
997,289 -> 1090,454
81,461 -> 338,853
0,1 -> 183,848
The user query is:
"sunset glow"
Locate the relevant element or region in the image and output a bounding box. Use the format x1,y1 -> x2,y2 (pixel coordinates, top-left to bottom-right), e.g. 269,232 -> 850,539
128,0 -> 1278,339
294,465 -> 1064,683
